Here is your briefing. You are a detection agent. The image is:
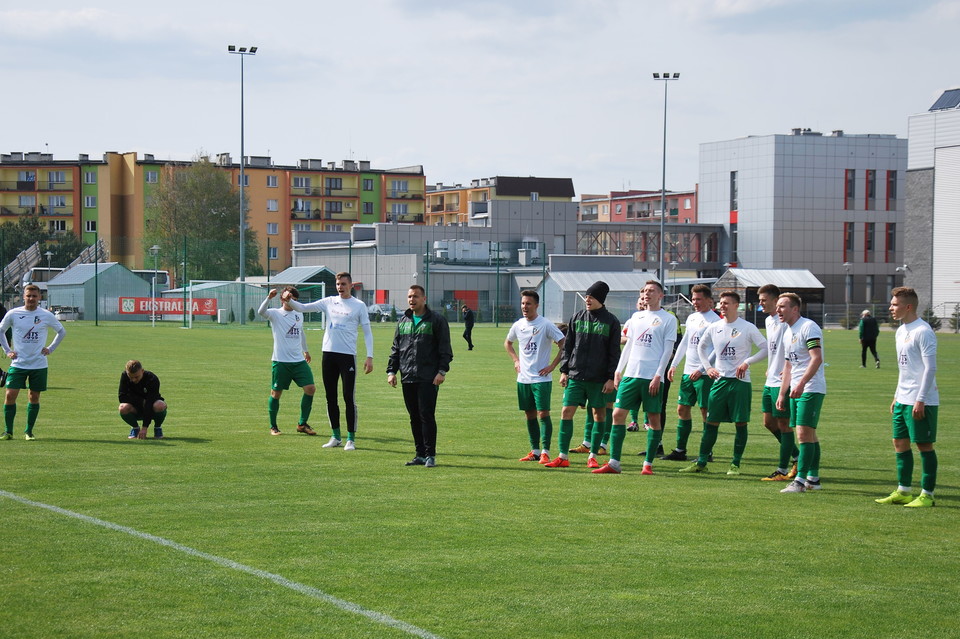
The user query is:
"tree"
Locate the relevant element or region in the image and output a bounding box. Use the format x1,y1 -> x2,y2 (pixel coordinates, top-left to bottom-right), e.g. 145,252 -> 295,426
44,232 -> 90,268
144,155 -> 260,282
951,304 -> 960,333
1,213 -> 90,271
921,307 -> 942,332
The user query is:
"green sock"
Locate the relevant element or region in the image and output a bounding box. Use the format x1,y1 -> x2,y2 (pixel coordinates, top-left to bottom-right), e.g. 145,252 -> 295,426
797,442 -> 815,479
332,428 -> 342,440
121,412 -> 140,428
771,429 -> 783,442
602,409 -> 612,446
559,419 -> 574,453
590,420 -> 605,454
25,403 -> 39,433
732,425 -> 748,466
698,423 -> 719,465
810,441 -> 821,477
630,409 -> 640,424
4,404 -> 15,433
645,428 -> 663,464
268,396 -> 280,428
299,393 -> 314,425
896,450 -> 914,488
539,416 -> 553,451
153,409 -> 167,428
347,432 -> 355,442
526,418 -> 540,450
920,450 -> 937,493
582,414 -> 593,445
676,418 -> 693,450
610,423 -> 626,462
779,430 -> 796,470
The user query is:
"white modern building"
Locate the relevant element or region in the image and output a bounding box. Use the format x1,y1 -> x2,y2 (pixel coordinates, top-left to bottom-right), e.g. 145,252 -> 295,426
906,88 -> 960,317
699,128 -> 907,306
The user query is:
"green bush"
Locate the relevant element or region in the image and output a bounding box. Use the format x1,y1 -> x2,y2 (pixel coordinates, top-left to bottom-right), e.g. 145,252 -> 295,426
922,307 -> 942,331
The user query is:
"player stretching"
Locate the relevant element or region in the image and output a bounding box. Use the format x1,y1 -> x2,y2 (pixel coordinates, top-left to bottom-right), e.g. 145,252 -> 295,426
875,287 -> 939,508
260,287 -> 316,436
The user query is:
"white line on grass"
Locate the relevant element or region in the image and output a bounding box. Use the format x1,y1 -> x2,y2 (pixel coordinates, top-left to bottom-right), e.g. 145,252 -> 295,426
0,489 -> 444,639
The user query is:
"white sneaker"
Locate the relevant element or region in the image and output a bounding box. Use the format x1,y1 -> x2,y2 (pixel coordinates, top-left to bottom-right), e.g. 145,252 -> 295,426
780,480 -> 807,493
321,437 -> 342,448
344,440 -> 356,451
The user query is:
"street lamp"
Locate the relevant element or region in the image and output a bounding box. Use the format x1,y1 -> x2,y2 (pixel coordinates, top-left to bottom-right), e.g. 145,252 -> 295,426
228,44 -> 258,325
843,261 -> 852,329
653,72 -> 680,284
150,245 -> 160,328
669,260 -> 679,299
44,250 -> 53,309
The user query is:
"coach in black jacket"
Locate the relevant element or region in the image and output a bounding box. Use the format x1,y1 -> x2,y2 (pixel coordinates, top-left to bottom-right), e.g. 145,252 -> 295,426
387,285 -> 453,468
544,281 -> 621,468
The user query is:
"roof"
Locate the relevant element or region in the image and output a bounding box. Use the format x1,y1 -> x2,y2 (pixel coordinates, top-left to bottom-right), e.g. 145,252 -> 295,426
165,281 -> 265,294
930,88 -> 960,112
48,262 -> 121,285
513,275 -> 545,290
270,265 -> 335,283
546,270 -> 659,293
725,268 -> 824,289
494,176 -> 575,198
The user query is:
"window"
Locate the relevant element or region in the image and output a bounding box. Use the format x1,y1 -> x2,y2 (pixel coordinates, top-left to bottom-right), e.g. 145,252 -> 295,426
390,203 -> 409,216
684,198 -> 692,210
363,202 -> 374,214
19,195 -> 36,207
48,195 -> 66,208
390,180 -> 409,192
292,176 -> 311,190
616,204 -> 622,215
844,169 -> 855,210
237,174 -> 249,187
363,178 -> 374,191
18,170 -> 36,182
865,275 -> 874,303
626,204 -> 635,219
145,171 -> 158,184
729,171 -> 738,211
268,246 -> 278,260
292,199 -> 311,212
84,195 -> 97,208
267,223 -> 279,235
844,222 -> 854,262
293,223 -> 311,232
324,224 -> 343,232
84,171 -> 97,184
530,192 -> 539,201
885,223 -> 896,263
886,171 -> 897,211
325,177 -> 343,190
50,220 -> 66,232
85,220 -> 97,233
266,175 -> 278,188
266,199 -> 278,212
865,169 -> 876,210
47,171 -> 65,184
325,201 -> 343,214
865,222 -> 875,253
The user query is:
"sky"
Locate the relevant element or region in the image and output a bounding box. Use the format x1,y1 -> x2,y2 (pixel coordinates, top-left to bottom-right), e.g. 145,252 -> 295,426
1,0 -> 958,197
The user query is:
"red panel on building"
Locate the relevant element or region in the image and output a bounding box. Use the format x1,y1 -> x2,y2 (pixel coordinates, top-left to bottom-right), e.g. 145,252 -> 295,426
454,290 -> 479,309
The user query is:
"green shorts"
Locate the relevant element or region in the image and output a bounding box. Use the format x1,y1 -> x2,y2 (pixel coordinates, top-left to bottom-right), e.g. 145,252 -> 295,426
517,381 -> 552,412
706,377 -> 752,424
614,377 -> 662,413
271,361 -> 315,391
762,385 -> 790,419
563,378 -> 606,410
790,393 -> 825,429
892,403 -> 938,444
677,373 -> 712,408
5,367 -> 48,392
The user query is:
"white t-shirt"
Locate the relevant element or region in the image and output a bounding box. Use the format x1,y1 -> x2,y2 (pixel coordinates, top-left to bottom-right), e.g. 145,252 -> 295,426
764,313 -> 787,388
506,315 -> 565,384
783,317 -> 827,395
258,297 -> 308,363
895,318 -> 939,406
670,310 -> 721,375
291,296 -> 374,358
617,309 -> 678,380
0,306 -> 66,370
697,317 -> 766,382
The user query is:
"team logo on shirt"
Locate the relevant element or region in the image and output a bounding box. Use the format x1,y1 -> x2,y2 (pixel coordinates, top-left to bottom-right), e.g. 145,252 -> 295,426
730,328 -> 740,338
285,326 -> 301,339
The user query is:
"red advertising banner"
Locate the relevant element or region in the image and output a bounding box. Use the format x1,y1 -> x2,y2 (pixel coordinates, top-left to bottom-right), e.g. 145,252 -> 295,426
118,297 -> 218,315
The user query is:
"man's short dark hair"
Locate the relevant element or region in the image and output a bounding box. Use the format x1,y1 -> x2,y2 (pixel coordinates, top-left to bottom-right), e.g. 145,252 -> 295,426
720,290 -> 740,303
691,284 -> 713,299
644,280 -> 664,293
409,284 -> 425,295
521,290 -> 540,303
336,272 -> 352,282
757,283 -> 780,297
282,286 -> 299,300
125,360 -> 142,375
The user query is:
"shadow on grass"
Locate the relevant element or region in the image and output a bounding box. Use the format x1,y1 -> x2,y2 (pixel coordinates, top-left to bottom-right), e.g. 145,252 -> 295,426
48,437 -> 213,446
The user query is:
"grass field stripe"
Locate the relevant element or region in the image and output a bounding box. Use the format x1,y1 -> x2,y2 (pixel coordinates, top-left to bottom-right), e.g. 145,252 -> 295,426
0,489 -> 445,639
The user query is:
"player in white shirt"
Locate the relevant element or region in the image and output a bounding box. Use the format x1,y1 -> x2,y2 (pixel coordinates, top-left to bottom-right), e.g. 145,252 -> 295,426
662,284 -> 721,462
679,291 -> 766,475
595,281 -> 677,475
875,287 -> 940,508
285,272 -> 374,451
757,284 -> 799,481
505,290 -> 565,464
259,287 -> 315,436
0,284 -> 67,441
775,293 -> 827,493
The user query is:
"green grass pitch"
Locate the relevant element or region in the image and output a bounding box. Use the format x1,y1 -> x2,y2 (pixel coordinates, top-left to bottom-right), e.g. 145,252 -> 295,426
0,320 -> 957,638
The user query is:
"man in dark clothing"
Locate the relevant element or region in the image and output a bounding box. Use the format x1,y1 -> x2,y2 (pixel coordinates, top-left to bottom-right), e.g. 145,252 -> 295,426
388,285 -> 453,467
859,309 -> 880,368
544,281 -> 621,468
118,360 -> 168,440
461,305 -> 475,350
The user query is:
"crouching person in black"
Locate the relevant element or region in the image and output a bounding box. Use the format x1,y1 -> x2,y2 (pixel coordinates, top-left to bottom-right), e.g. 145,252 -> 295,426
119,360 -> 167,440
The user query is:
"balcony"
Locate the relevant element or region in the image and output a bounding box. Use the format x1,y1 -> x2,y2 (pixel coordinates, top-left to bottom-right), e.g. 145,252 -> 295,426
386,190 -> 425,200
386,213 -> 424,224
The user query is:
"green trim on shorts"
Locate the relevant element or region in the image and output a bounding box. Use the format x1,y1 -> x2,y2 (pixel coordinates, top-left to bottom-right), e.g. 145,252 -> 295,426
517,381 -> 552,412
892,402 -> 938,443
271,360 -> 315,391
677,374 -> 712,408
5,367 -> 48,392
614,377 -> 662,413
790,392 -> 825,429
762,385 -> 790,419
706,377 -> 752,424
563,378 -> 606,409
